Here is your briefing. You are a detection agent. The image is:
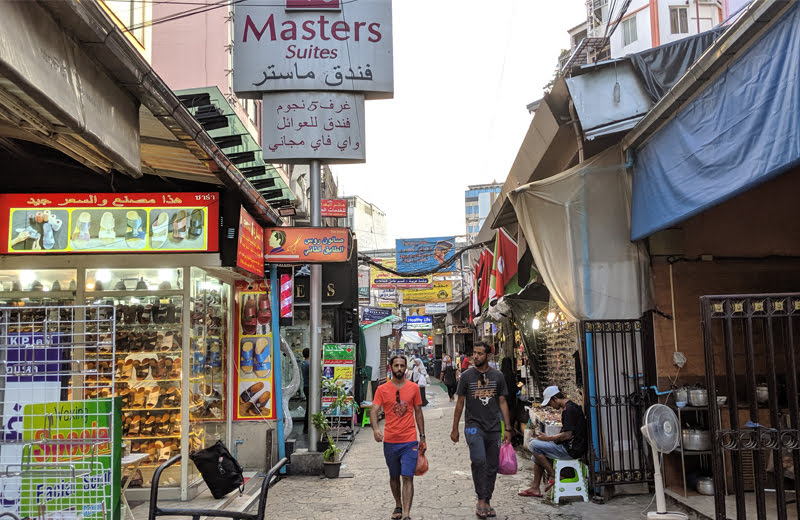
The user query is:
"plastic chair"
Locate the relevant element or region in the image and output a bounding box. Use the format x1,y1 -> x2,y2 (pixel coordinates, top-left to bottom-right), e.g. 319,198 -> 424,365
552,458 -> 589,504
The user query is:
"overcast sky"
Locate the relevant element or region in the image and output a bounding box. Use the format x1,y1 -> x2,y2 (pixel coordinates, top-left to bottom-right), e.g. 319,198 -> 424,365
335,0 -> 586,241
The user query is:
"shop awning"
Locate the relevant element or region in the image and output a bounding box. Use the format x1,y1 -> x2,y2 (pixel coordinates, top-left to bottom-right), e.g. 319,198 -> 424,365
508,146 -> 652,321
627,0 -> 800,240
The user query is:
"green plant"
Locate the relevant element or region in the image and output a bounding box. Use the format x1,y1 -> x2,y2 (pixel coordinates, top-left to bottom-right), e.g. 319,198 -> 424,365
313,377 -> 358,463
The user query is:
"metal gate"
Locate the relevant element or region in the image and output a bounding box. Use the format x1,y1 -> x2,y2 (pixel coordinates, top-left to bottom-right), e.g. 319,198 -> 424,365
701,294 -> 800,520
0,305 -> 117,519
580,317 -> 656,488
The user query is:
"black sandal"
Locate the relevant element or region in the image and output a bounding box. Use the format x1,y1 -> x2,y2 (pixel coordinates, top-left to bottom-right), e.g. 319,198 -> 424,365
391,507 -> 402,520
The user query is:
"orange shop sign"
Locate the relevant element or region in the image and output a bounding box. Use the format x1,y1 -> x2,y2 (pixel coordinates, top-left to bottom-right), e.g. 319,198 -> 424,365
237,207 -> 264,278
264,227 -> 349,263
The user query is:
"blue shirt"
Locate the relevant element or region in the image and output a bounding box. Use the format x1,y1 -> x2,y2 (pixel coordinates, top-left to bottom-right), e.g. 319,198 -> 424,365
301,359 -> 310,389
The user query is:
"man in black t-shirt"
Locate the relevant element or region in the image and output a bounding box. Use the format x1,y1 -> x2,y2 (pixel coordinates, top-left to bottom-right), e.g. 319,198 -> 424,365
518,385 -> 587,498
451,343 -> 512,519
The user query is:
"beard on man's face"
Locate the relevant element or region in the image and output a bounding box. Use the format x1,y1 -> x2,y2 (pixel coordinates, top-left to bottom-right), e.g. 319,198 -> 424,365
392,367 -> 406,379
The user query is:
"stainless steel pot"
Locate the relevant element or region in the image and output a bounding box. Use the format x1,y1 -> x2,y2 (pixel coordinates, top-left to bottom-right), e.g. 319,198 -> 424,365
688,388 -> 708,407
756,385 -> 769,403
697,477 -> 714,495
682,429 -> 712,451
674,387 -> 688,403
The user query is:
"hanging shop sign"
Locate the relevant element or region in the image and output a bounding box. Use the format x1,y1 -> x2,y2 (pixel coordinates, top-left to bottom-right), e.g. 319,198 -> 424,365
425,302 -> 448,315
370,258 -> 432,289
294,257 -> 357,308
400,280 -> 453,304
0,193 -> 219,254
362,307 -> 392,324
234,280 -> 276,421
396,236 -> 456,272
264,227 -> 349,263
237,207 -> 265,278
405,315 -> 433,331
262,93 -> 366,162
322,343 -> 356,418
233,0 -> 394,99
20,398 -> 120,520
321,198 -> 349,218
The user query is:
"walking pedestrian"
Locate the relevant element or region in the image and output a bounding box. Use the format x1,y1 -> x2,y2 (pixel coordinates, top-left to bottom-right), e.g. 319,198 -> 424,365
370,355 -> 426,520
442,355 -> 458,401
411,358 -> 429,406
451,342 -> 512,519
301,347 -> 310,434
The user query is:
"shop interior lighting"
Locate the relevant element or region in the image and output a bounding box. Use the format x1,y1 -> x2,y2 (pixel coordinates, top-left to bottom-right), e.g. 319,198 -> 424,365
19,270 -> 35,288
158,269 -> 172,282
532,318 -> 541,330
546,312 -> 557,323
86,283 -> 95,290
96,269 -> 112,283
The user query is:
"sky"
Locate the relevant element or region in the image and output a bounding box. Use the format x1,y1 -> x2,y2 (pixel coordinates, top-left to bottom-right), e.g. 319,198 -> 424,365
335,0 -> 587,242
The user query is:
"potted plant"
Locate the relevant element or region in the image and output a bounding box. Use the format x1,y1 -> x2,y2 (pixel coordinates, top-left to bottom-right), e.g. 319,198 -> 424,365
311,377 -> 357,478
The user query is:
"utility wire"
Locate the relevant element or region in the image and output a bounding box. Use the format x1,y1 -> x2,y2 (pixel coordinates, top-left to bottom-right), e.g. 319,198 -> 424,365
359,240 -> 491,278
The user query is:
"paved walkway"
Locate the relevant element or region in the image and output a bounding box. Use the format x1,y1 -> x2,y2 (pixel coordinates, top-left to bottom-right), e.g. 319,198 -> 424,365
261,382 -> 657,519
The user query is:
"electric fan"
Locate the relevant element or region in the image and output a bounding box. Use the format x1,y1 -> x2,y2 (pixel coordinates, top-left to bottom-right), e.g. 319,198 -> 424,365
640,404 -> 688,519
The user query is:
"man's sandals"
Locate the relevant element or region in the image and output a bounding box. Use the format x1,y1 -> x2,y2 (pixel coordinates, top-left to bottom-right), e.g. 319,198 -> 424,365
475,505 -> 497,518
391,507 -> 402,519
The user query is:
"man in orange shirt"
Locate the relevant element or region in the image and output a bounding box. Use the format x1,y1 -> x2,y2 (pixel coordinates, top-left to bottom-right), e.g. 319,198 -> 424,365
371,355 -> 426,520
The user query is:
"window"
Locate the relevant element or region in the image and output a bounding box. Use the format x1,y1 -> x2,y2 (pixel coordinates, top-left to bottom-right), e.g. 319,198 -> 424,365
622,15 -> 637,46
670,7 -> 689,34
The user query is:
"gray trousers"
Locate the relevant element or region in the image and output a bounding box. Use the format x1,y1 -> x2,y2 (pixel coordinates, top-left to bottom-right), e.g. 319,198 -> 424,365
465,426 -> 501,501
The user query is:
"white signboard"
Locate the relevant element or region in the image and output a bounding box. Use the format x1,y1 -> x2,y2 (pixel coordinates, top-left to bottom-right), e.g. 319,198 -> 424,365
425,303 -> 448,315
233,0 -> 394,99
262,92 -> 366,162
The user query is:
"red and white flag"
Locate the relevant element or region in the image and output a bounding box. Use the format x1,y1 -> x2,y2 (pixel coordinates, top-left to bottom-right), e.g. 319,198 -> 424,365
489,228 -> 518,300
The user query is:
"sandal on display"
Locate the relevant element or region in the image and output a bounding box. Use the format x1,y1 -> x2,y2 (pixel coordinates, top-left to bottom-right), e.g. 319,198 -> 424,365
188,209 -> 203,237
253,390 -> 271,414
239,382 -> 264,403
157,441 -> 171,463
42,222 -> 55,250
240,341 -> 254,374
142,416 -> 157,436
132,388 -> 146,408
125,210 -> 146,247
99,212 -> 115,244
169,357 -> 181,379
171,210 -> 187,241
150,211 -> 169,248
128,415 -> 141,436
72,212 -> 91,243
253,337 -> 271,378
140,305 -> 152,325
145,386 -> 160,409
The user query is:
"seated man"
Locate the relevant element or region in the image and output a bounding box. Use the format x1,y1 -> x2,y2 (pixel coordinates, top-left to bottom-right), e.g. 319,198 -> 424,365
519,385 -> 587,497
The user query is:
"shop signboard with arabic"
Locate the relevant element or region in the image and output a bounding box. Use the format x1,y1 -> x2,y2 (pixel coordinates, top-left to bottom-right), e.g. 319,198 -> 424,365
370,258 -> 432,289
237,207 -> 265,278
322,198 -> 349,217
322,343 -> 356,418
0,193 -> 219,254
400,280 -> 453,304
425,302 -> 448,315
405,315 -> 433,330
396,236 -> 456,272
264,227 -> 349,263
262,93 -> 365,162
233,0 -> 393,99
362,307 -> 392,324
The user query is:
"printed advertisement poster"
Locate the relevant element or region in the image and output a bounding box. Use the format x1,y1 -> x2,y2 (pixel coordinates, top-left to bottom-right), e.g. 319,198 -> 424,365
235,280 -> 276,420
0,193 -> 219,254
395,237 -> 456,272
237,207 -> 264,277
322,343 -> 356,417
362,307 -> 392,324
370,258 -> 431,289
264,227 -> 349,263
20,399 -> 120,520
400,280 -> 453,304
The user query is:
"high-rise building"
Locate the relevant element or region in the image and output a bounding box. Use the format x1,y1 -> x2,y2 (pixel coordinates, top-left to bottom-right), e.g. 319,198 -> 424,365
465,183 -> 503,241
344,196 -> 392,251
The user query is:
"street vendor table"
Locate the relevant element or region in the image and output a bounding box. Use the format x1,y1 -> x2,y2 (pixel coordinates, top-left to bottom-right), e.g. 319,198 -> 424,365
121,453 -> 149,520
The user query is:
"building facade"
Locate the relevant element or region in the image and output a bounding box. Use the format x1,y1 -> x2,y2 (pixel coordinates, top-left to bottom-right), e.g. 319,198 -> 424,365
344,196 -> 391,251
465,183 -> 502,241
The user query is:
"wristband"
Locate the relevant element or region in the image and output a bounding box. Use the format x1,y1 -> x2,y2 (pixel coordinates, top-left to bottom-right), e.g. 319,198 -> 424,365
419,433 -> 426,438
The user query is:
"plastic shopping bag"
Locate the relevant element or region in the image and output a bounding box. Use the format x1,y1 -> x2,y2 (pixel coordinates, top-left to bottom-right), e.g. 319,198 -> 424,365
497,441 -> 518,475
415,449 -> 429,476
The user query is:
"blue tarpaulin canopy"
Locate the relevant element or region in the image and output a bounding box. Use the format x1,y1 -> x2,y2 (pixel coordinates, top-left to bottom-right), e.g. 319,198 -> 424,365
631,2 -> 800,241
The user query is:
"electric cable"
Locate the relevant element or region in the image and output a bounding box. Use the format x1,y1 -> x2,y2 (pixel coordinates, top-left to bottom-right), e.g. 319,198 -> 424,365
359,240 -> 491,278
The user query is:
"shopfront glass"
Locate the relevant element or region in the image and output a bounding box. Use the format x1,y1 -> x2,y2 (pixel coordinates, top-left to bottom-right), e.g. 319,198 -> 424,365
283,308 -> 334,421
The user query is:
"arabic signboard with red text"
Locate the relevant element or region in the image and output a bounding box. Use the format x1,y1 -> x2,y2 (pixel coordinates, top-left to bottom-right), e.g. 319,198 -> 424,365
264,227 -> 349,263
0,193 -> 219,254
262,92 -> 366,162
237,207 -> 265,278
321,198 -> 348,218
233,0 -> 393,99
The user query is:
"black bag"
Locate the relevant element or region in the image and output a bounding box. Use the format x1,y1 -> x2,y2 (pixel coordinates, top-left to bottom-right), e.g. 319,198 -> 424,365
189,440 -> 244,499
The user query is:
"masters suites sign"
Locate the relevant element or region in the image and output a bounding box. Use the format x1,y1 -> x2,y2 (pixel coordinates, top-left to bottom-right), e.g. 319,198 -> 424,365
233,0 -> 393,99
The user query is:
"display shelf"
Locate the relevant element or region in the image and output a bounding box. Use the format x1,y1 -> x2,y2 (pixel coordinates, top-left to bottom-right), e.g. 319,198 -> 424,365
122,406 -> 181,412
85,290 -> 184,298
123,434 -> 181,440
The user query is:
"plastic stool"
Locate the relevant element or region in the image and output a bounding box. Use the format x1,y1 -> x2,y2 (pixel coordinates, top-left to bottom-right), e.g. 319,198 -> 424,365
360,402 -> 373,427
552,459 -> 588,504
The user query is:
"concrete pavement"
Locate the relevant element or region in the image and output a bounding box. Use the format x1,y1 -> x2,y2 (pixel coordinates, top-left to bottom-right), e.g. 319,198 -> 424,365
259,382 -> 661,519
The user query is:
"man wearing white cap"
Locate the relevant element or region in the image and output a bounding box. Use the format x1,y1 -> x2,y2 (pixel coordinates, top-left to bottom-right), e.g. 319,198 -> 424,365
518,385 -> 587,498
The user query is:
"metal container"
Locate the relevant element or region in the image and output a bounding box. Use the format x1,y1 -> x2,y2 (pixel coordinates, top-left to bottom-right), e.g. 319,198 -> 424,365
688,388 -> 709,407
682,429 -> 712,451
674,387 -> 688,403
756,385 -> 769,403
716,396 -> 728,406
697,477 -> 714,495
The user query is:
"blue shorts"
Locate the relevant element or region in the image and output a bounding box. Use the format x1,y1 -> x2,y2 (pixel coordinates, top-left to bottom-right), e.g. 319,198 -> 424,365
383,441 -> 418,478
529,439 -> 571,460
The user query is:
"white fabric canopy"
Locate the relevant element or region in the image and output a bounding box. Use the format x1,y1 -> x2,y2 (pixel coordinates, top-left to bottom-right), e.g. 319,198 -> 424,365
508,146 -> 652,321
401,331 -> 425,344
